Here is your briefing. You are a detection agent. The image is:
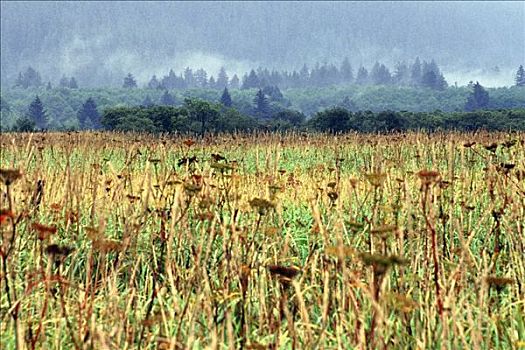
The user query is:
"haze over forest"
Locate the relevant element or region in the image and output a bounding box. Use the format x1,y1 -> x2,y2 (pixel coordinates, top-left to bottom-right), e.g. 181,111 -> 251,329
1,1 -> 524,88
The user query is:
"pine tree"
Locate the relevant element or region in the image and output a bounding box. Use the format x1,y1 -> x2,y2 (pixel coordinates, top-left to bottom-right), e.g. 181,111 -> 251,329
77,97 -> 99,129
242,70 -> 260,89
27,96 -> 47,130
209,76 -> 217,89
160,90 -> 176,106
229,74 -> 240,89
393,61 -> 410,85
515,65 -> 525,87
299,64 -> 310,87
370,62 -> 391,85
220,87 -> 233,107
216,67 -> 229,89
253,89 -> 270,118
14,67 -> 42,88
410,57 -> 422,86
465,82 -> 489,111
340,57 -> 354,84
14,72 -> 24,88
46,82 -> 52,90
59,75 -> 70,88
142,96 -> 155,107
148,75 -> 160,89
24,67 -> 42,88
69,77 -> 78,89
123,73 -> 137,88
356,67 -> 369,85
194,69 -> 208,88
161,70 -> 178,89
184,67 -> 195,88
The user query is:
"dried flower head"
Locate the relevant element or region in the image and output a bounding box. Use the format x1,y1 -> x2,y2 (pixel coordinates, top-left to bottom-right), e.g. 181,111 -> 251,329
0,169 -> 23,186
32,222 -> 58,240
0,209 -> 15,225
45,244 -> 74,258
183,139 -> 196,147
486,275 -> 513,292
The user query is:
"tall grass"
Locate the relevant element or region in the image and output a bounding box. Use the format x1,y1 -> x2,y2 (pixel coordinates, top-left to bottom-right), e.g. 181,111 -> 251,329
1,131 -> 524,349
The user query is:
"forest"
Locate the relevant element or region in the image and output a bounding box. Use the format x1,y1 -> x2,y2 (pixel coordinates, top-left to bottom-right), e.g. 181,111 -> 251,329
1,63 -> 524,133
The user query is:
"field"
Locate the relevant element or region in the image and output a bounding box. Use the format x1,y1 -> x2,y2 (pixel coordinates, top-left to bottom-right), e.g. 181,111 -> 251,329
0,131 -> 524,349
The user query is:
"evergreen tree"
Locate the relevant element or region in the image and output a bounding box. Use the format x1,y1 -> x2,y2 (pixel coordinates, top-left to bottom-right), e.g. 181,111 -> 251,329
59,75 -> 70,88
184,67 -> 195,88
516,65 -> 525,87
14,116 -> 36,132
160,90 -> 176,106
46,82 -> 52,90
356,66 -> 369,85
216,67 -> 229,89
393,61 -> 410,85
262,85 -> 284,102
242,69 -> 260,89
220,87 -> 233,107
161,69 -> 179,89
465,82 -> 489,111
14,72 -> 24,88
123,73 -> 137,88
270,70 -> 283,87
77,97 -> 99,129
141,96 -> 155,107
14,67 -> 42,88
229,74 -> 240,89
27,96 -> 47,130
209,76 -> 217,89
370,62 -> 391,85
299,64 -> 310,87
410,57 -> 422,86
253,89 -> 270,118
25,67 -> 42,88
69,77 -> 78,89
194,68 -> 208,88
340,57 -> 354,84
148,75 -> 161,89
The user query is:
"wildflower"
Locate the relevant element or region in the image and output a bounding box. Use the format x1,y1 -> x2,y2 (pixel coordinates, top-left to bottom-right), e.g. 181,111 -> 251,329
183,139 -> 195,147
0,210 -> 15,225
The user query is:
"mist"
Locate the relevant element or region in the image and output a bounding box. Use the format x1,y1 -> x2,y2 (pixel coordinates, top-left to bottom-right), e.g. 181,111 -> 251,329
1,1 -> 524,87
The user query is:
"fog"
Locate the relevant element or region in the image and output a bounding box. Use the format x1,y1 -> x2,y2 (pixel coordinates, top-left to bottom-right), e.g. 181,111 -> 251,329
1,1 -> 524,87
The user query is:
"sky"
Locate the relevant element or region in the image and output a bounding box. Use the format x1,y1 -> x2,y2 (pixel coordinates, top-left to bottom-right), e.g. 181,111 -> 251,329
1,1 -> 524,87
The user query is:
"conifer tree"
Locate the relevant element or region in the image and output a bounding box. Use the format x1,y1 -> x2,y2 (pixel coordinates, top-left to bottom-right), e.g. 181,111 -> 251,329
216,67 -> 229,89
160,90 -> 176,106
516,65 -> 525,87
253,89 -> 270,118
27,96 -> 47,130
77,97 -> 100,129
465,82 -> 489,111
123,73 -> 137,88
220,87 -> 233,107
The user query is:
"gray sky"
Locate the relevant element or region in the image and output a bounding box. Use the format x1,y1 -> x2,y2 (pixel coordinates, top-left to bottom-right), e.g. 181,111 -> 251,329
1,1 -> 524,87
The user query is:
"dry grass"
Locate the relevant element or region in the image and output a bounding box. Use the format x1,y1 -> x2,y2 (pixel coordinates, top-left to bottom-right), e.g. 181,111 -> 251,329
0,131 -> 524,349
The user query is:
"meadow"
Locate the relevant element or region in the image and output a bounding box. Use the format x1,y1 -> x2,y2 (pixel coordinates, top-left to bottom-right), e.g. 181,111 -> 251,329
0,131 -> 524,349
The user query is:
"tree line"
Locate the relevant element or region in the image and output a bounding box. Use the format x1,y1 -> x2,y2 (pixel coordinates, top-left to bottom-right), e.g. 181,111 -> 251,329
14,61 -> 525,91
5,85 -> 523,133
